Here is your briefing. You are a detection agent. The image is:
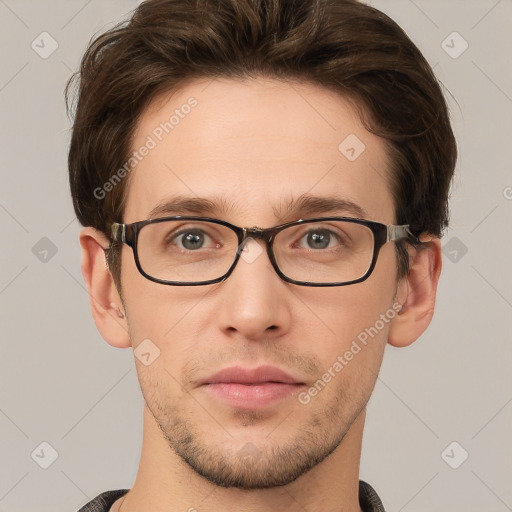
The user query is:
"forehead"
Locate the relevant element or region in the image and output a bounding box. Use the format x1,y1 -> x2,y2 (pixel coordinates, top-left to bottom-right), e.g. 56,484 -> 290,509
124,77 -> 395,225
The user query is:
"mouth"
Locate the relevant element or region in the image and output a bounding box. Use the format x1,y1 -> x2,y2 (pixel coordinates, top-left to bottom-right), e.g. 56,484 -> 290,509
199,365 -> 306,409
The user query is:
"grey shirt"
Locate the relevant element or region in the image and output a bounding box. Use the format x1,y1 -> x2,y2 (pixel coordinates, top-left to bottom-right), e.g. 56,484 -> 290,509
76,480 -> 385,511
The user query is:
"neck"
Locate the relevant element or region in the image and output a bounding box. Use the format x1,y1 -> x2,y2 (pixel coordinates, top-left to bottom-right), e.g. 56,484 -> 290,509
120,404 -> 365,512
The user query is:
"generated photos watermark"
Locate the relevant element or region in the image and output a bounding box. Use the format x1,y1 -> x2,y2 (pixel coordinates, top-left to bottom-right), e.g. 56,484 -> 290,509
298,301 -> 402,405
93,96 -> 198,200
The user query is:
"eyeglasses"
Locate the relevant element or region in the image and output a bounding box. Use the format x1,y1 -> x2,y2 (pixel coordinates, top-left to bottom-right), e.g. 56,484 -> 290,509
110,216 -> 417,287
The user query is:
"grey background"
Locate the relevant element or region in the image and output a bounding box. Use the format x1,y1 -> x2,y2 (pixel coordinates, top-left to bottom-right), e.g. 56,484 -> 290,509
0,0 -> 511,511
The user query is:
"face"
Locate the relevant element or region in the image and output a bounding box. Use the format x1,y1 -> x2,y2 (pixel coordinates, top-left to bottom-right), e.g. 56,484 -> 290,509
120,77 -> 400,489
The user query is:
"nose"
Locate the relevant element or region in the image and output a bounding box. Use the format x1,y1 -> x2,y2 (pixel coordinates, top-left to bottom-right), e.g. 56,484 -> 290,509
215,237 -> 292,341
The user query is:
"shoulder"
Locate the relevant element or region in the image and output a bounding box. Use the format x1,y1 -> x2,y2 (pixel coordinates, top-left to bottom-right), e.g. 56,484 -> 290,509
359,480 -> 386,512
76,489 -> 129,512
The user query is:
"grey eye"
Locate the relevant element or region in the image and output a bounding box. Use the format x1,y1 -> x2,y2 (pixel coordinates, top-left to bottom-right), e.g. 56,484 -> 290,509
306,230 -> 332,249
178,230 -> 208,250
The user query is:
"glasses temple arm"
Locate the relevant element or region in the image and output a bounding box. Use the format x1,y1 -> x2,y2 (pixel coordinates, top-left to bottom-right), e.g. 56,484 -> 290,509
387,224 -> 419,243
111,222 -> 126,243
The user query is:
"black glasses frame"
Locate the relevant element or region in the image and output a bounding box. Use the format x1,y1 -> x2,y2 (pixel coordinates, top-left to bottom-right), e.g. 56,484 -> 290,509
110,216 -> 418,287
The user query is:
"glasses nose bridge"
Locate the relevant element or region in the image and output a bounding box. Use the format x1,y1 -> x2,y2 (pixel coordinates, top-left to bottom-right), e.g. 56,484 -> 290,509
237,226 -> 278,262
242,226 -> 275,247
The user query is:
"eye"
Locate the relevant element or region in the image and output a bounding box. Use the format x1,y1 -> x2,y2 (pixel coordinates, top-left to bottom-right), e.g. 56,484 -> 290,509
167,227 -> 218,251
295,227 -> 349,250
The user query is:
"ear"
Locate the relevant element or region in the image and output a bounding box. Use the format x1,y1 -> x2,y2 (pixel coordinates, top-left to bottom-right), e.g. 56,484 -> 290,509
79,227 -> 131,349
388,236 -> 442,348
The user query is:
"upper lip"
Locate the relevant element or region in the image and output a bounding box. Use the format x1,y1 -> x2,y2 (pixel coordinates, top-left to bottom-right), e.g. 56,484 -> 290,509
199,365 -> 303,385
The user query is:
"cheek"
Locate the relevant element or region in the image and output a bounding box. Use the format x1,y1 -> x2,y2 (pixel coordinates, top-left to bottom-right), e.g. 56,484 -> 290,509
135,361 -> 185,421
299,264 -> 396,351
121,270 -> 215,395
121,248 -> 208,340
298,306 -> 390,414
299,247 -> 397,383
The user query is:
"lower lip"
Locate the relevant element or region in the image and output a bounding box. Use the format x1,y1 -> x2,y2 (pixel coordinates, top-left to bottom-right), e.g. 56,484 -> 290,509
203,382 -> 304,409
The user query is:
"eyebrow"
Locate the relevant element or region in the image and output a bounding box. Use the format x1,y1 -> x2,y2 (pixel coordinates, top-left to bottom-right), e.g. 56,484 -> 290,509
148,196 -> 233,218
277,194 -> 367,220
148,193 -> 368,221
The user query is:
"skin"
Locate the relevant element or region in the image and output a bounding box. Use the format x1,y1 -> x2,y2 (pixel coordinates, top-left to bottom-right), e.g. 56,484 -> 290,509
80,77 -> 442,512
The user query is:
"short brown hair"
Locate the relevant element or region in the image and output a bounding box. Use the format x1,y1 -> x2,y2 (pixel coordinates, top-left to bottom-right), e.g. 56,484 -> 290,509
65,0 -> 457,291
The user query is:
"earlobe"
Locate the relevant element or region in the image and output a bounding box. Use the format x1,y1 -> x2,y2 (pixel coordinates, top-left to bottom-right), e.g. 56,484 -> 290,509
79,227 -> 131,349
388,237 -> 442,348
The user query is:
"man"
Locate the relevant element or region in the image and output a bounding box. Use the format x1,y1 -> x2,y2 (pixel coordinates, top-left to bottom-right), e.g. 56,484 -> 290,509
66,0 -> 456,510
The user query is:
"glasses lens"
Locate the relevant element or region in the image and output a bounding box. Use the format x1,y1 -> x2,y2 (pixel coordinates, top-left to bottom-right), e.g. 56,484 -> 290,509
137,220 -> 239,283
273,220 -> 374,284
